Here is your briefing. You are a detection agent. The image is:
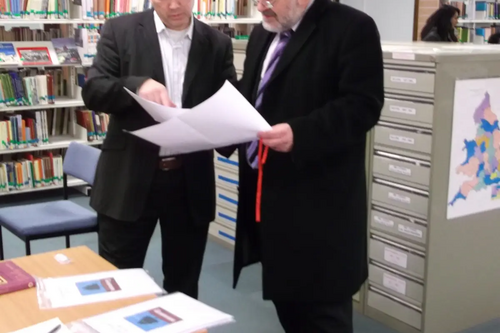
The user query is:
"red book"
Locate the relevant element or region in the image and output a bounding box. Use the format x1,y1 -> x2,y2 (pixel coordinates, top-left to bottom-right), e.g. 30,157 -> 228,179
0,261 -> 36,295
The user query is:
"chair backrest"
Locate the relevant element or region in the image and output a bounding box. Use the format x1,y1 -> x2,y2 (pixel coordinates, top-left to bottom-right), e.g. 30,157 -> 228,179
63,142 -> 101,186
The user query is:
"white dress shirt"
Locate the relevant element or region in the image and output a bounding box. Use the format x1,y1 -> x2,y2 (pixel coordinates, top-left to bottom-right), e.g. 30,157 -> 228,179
260,0 -> 315,81
154,11 -> 194,156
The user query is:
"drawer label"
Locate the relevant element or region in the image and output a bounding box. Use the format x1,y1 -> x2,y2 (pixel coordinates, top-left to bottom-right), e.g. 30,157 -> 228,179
389,134 -> 415,145
383,272 -> 407,295
389,164 -> 412,176
390,76 -> 417,84
389,105 -> 416,115
384,247 -> 408,268
392,52 -> 416,61
388,192 -> 411,204
398,224 -> 423,238
374,215 -> 394,227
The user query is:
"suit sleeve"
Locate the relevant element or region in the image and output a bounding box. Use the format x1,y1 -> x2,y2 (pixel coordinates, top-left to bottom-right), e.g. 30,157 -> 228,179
215,37 -> 239,158
287,15 -> 384,162
81,19 -> 149,114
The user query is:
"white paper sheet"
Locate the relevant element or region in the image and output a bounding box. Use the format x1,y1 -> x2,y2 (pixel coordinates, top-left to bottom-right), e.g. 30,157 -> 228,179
68,293 -> 234,333
124,88 -> 187,122
37,269 -> 163,309
125,81 -> 271,155
9,318 -> 71,333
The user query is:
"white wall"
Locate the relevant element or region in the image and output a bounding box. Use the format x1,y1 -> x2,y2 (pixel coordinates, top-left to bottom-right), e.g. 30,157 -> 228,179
341,0 -> 416,42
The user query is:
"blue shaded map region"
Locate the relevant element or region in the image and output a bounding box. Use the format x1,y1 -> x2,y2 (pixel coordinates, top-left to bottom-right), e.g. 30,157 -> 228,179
450,91 -> 500,207
126,311 -> 169,331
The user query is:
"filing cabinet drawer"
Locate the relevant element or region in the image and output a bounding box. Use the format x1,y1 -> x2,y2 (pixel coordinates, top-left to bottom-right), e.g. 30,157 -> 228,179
372,153 -> 430,189
384,68 -> 435,94
209,222 -> 236,246
371,181 -> 429,219
382,98 -> 434,127
216,204 -> 237,230
374,124 -> 433,155
353,292 -> 360,302
216,187 -> 238,212
367,288 -> 422,330
215,167 -> 238,193
371,208 -> 427,245
237,71 -> 243,80
214,151 -> 239,173
369,263 -> 424,305
233,52 -> 245,72
369,237 -> 425,279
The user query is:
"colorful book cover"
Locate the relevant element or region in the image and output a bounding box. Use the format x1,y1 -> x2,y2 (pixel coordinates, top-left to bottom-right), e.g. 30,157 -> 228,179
16,47 -> 52,66
0,43 -> 19,65
52,38 -> 81,65
0,261 -> 36,295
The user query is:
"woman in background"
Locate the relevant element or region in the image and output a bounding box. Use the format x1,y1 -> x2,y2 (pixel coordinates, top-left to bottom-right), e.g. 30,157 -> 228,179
421,5 -> 460,42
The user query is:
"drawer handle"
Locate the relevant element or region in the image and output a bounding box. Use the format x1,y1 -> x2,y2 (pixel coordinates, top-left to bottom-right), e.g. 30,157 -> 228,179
371,234 -> 426,257
369,286 -> 422,312
370,260 -> 424,285
218,175 -> 239,185
374,178 -> 429,197
372,205 -> 428,226
377,121 -> 433,134
374,151 -> 431,168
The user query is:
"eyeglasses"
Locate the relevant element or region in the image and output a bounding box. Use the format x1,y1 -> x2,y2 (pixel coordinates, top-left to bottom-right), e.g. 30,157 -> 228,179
253,0 -> 276,8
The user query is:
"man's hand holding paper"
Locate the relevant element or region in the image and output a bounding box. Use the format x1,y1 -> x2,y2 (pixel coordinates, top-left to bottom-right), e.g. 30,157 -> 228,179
124,81 -> 271,155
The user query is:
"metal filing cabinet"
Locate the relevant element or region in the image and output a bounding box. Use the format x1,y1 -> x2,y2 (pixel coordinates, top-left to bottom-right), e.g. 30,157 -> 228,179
364,42 -> 500,333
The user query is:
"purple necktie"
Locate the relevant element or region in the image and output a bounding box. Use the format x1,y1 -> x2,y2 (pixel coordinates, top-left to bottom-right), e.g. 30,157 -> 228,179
247,30 -> 292,169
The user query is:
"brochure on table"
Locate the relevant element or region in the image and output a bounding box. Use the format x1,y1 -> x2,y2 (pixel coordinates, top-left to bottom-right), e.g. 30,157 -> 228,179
67,293 -> 235,333
36,268 -> 164,309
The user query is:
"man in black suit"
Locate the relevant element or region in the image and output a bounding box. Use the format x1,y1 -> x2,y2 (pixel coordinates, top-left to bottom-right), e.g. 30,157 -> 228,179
81,0 -> 236,299
232,0 -> 384,331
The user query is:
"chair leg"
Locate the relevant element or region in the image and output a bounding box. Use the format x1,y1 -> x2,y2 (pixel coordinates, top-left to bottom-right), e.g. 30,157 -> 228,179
0,227 -> 4,260
65,235 -> 71,248
25,241 -> 31,256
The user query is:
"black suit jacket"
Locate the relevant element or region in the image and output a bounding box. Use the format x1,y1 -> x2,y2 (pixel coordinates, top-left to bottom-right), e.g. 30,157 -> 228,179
233,0 -> 384,302
82,10 -> 237,224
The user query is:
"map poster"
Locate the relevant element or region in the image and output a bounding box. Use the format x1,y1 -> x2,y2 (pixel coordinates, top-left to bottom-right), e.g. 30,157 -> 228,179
447,78 -> 500,220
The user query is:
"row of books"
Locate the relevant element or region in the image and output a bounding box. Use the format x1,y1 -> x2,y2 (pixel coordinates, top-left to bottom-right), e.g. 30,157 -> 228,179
457,26 -> 500,43
0,151 -> 64,192
0,26 -> 63,43
193,0 -> 254,19
76,109 -> 109,142
450,1 -> 500,20
0,109 -> 109,151
0,69 -> 62,107
78,0 -> 151,19
0,0 -> 72,19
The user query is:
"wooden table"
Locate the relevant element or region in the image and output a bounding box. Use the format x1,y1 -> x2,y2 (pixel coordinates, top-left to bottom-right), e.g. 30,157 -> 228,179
0,246 -> 206,333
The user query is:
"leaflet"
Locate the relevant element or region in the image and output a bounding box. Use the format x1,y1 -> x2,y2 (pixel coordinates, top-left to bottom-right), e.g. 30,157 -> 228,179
67,293 -> 234,333
36,269 -> 164,309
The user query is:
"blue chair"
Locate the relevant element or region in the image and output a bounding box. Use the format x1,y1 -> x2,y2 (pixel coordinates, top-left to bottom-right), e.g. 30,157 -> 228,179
0,142 -> 101,260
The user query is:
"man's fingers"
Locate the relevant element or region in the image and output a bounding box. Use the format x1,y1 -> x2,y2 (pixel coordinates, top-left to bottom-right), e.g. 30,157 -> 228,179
159,90 -> 174,107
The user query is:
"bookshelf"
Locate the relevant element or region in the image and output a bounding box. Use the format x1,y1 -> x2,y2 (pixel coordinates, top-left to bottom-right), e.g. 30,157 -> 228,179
0,0 -> 263,197
450,0 -> 500,43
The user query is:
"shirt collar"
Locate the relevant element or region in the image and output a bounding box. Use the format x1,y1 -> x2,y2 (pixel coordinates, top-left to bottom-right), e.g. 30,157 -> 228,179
153,10 -> 194,40
291,0 -> 314,32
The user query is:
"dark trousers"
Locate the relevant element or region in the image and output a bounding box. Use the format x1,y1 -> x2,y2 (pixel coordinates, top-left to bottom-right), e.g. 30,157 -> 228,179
273,297 -> 353,333
97,168 -> 209,299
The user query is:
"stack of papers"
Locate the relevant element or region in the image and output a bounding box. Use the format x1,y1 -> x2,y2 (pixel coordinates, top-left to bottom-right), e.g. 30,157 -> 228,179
124,80 -> 271,156
36,269 -> 164,309
9,318 -> 70,333
67,293 -> 234,333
